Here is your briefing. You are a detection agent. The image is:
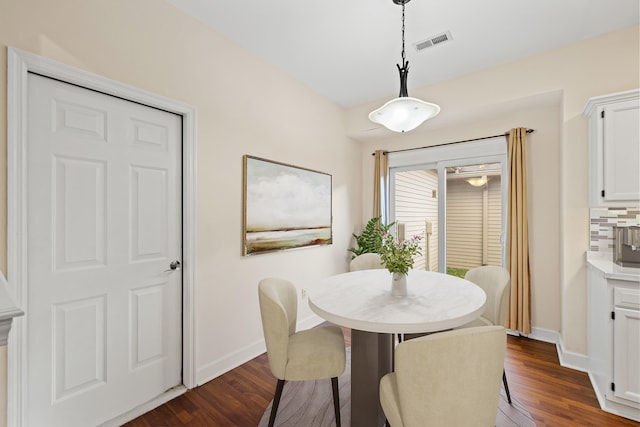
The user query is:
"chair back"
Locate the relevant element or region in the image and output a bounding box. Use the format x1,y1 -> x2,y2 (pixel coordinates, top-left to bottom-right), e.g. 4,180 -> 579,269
464,266 -> 511,326
391,326 -> 506,427
349,253 -> 384,271
258,278 -> 298,379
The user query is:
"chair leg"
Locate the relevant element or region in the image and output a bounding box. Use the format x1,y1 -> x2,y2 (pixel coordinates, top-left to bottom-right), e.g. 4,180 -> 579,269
503,369 -> 512,404
268,379 -> 286,427
331,377 -> 341,427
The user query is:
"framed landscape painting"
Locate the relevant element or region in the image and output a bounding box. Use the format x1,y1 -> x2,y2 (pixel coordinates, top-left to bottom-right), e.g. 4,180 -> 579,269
243,155 -> 332,255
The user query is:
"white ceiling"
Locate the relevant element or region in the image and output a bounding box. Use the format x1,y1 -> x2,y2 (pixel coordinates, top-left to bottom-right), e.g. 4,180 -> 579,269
167,0 -> 639,107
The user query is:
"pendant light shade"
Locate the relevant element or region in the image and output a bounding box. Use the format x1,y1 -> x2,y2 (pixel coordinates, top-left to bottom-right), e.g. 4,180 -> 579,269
466,175 -> 488,187
369,97 -> 440,133
370,0 -> 440,133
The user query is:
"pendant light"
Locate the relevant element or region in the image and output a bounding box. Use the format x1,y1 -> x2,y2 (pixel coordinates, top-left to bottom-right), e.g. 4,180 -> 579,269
369,0 -> 440,133
466,175 -> 488,187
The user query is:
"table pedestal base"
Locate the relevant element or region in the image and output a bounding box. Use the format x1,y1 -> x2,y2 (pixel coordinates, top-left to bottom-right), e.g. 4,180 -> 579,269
351,330 -> 393,427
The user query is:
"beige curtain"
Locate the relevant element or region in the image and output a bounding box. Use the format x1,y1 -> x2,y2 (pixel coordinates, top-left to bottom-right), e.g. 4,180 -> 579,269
373,150 -> 388,220
506,128 -> 532,334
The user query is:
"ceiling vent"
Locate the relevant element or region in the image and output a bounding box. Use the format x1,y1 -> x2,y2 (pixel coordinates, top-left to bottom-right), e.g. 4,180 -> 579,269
415,31 -> 453,52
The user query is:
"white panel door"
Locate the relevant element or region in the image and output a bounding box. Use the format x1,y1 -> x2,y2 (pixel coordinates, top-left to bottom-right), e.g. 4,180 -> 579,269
26,73 -> 182,426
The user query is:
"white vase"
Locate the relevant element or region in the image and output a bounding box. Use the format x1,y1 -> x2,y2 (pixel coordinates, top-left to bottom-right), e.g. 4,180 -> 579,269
391,272 -> 407,297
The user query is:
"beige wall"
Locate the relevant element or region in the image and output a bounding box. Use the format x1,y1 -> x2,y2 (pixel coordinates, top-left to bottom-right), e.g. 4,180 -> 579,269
350,25 -> 640,354
0,0 -> 362,424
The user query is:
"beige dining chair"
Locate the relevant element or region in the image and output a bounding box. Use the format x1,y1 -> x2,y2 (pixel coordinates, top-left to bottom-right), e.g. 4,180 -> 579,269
258,278 -> 346,427
379,326 -> 506,427
457,265 -> 513,403
349,252 -> 384,271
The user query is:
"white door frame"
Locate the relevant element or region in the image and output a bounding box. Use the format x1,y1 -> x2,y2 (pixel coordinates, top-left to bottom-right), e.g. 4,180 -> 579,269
6,47 -> 197,426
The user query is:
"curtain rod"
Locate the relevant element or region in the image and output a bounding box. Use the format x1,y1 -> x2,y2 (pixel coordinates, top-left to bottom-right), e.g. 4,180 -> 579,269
371,128 -> 535,156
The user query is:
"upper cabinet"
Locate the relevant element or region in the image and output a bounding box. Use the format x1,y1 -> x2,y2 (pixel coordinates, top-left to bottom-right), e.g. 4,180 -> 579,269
583,90 -> 640,206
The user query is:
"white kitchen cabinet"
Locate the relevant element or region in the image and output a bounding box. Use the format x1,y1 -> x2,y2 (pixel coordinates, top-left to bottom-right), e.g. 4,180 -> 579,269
587,254 -> 640,421
583,89 -> 640,206
613,287 -> 640,405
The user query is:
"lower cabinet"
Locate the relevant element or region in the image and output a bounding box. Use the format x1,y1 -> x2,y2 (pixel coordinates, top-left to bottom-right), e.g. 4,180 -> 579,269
613,287 -> 640,405
587,266 -> 640,422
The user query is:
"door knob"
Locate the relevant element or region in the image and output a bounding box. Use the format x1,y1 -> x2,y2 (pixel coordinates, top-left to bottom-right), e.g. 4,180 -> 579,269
164,260 -> 181,272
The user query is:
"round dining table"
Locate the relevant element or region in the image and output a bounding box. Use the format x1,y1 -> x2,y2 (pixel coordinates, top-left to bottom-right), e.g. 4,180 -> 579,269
308,269 -> 486,427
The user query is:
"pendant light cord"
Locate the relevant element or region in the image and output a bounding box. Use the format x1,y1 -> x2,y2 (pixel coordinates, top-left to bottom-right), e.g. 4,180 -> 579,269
396,1 -> 410,97
401,2 -> 406,65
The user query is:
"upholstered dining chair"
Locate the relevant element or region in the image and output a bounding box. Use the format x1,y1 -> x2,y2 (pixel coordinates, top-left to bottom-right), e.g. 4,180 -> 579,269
457,265 -> 513,403
349,252 -> 384,271
258,278 -> 346,427
379,326 -> 507,427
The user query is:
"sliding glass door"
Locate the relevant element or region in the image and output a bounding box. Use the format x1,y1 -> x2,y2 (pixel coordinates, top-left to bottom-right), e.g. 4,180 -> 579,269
389,137 -> 508,276
444,161 -> 503,276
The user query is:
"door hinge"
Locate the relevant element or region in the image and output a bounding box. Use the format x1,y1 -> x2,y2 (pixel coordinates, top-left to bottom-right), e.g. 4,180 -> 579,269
611,382 -> 615,392
611,311 -> 615,320
601,110 -> 605,118
601,190 -> 605,197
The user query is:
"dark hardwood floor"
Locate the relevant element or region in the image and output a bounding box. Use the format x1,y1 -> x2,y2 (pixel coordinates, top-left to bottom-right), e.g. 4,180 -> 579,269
125,328 -> 637,426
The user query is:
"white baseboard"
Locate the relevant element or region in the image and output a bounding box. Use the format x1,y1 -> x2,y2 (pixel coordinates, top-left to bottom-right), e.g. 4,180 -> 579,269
556,333 -> 588,372
526,326 -> 559,344
589,373 -> 640,422
588,371 -> 608,410
509,327 -> 588,373
195,314 -> 325,386
516,328 -> 587,372
196,338 -> 267,386
196,324 -> 589,388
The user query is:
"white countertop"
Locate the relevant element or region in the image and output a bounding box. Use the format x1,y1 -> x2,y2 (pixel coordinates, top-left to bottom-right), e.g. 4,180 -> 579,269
307,269 -> 486,334
0,274 -> 23,322
586,251 -> 640,282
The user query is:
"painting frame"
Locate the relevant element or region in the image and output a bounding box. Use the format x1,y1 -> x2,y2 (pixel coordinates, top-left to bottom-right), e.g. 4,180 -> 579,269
242,155 -> 333,256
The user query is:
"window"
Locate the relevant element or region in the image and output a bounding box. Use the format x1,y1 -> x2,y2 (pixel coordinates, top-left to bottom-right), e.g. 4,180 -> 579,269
388,137 -> 508,275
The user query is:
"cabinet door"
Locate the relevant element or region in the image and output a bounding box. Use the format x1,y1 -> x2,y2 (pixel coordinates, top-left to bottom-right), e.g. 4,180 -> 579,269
613,305 -> 640,403
603,99 -> 640,201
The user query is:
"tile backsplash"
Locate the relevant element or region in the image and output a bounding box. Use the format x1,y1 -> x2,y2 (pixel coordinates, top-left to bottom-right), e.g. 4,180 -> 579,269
590,207 -> 640,252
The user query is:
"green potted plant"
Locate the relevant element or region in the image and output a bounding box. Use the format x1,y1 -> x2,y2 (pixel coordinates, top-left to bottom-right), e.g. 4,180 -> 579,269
347,217 -> 394,259
379,232 -> 423,296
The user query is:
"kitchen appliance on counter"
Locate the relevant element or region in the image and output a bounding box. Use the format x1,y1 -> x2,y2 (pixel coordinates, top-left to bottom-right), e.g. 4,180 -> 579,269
614,226 -> 640,268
